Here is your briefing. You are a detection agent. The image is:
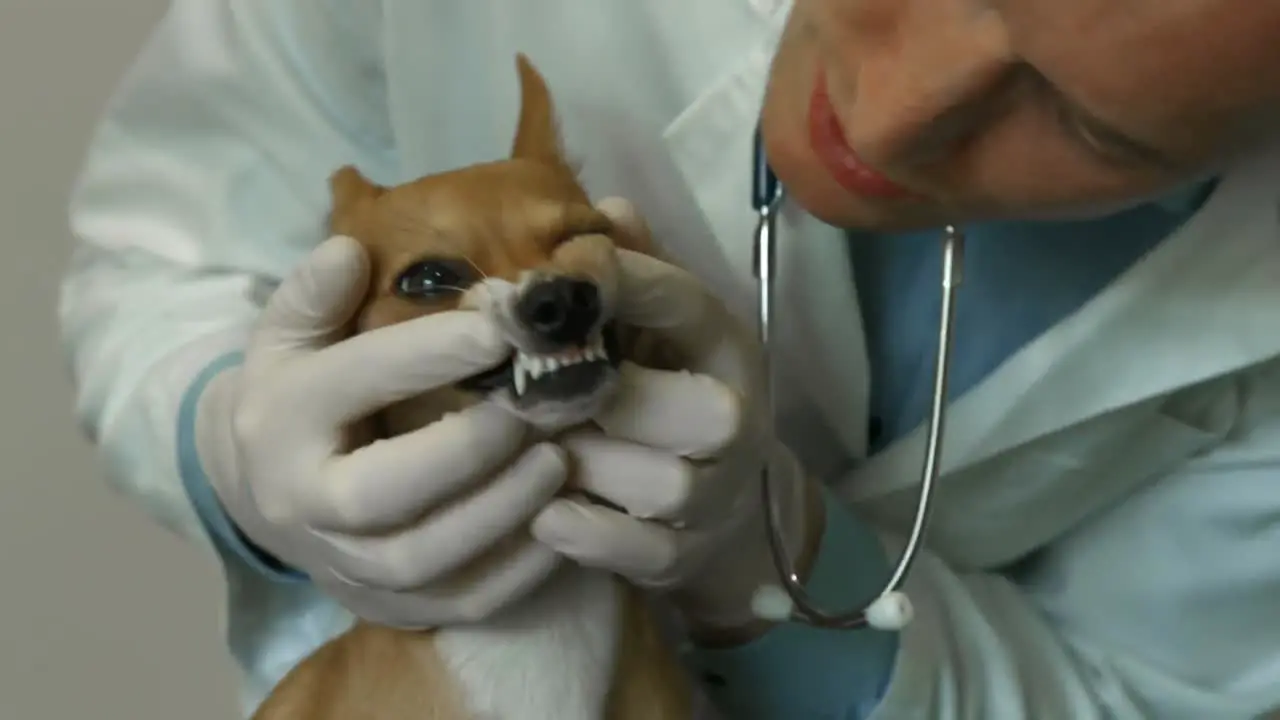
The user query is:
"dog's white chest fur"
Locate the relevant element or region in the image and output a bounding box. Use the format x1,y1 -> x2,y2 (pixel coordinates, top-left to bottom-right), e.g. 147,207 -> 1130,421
435,566 -> 621,720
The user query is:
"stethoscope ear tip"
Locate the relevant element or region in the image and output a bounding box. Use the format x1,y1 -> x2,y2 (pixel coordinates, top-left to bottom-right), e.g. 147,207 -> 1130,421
750,584 -> 915,630
866,591 -> 914,631
750,584 -> 797,622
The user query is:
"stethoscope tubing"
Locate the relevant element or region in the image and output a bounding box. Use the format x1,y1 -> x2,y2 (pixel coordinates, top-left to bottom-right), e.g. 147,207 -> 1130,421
752,128 -> 964,629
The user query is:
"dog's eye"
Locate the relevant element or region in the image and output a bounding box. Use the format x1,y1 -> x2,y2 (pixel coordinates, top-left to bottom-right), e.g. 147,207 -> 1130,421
395,259 -> 475,300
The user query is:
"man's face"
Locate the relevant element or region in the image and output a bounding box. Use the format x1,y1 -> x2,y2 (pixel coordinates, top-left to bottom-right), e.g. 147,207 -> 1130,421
760,0 -> 1280,231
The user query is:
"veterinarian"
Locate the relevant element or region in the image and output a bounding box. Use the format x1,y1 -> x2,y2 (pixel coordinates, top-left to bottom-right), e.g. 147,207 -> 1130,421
60,1 -> 1280,718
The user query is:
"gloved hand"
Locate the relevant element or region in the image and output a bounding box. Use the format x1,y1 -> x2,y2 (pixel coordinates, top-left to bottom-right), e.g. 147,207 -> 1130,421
530,199 -> 823,641
195,235 -> 569,628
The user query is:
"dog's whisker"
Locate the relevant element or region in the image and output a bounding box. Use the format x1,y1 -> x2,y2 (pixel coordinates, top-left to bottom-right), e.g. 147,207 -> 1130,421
460,253 -> 489,280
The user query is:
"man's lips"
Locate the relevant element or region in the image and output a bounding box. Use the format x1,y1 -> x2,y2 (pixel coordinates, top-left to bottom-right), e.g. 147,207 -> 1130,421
807,68 -> 913,200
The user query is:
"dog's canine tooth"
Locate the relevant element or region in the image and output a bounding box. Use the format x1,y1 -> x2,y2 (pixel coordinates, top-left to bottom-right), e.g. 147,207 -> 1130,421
515,353 -> 534,395
514,363 -> 528,396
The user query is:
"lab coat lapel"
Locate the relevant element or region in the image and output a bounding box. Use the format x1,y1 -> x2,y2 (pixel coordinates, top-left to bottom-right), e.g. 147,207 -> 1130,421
658,24 -> 873,459
841,140 -> 1280,503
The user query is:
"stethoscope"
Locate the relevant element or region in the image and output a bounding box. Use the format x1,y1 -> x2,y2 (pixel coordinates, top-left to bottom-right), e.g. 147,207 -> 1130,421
750,127 -> 966,631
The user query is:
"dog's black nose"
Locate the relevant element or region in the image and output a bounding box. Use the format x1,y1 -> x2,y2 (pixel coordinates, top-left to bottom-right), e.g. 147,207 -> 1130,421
515,277 -> 600,346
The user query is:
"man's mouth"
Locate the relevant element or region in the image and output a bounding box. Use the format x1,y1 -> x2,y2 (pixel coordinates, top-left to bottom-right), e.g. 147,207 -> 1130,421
807,67 -> 914,200
457,322 -> 622,402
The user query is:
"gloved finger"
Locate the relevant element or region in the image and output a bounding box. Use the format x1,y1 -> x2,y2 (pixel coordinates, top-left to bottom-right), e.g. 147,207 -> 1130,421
560,431 -> 694,521
305,402 -> 531,532
249,235 -> 371,368
610,252 -> 759,403
595,197 -> 656,255
315,443 -> 567,591
564,429 -> 751,529
610,249 -> 719,353
287,310 -> 512,427
320,537 -> 562,628
592,362 -> 742,460
531,497 -> 684,588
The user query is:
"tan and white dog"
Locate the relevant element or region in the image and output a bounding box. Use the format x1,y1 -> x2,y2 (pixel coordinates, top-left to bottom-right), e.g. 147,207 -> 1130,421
250,54 -> 697,720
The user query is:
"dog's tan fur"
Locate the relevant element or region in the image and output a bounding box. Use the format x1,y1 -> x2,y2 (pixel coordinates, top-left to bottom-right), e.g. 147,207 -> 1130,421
251,55 -> 695,720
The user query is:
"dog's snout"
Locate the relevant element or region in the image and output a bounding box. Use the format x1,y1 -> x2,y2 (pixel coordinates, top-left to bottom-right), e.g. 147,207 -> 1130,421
515,277 -> 600,346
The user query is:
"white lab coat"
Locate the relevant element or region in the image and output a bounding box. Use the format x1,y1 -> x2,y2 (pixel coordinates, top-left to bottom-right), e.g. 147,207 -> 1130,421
60,1 -> 1280,718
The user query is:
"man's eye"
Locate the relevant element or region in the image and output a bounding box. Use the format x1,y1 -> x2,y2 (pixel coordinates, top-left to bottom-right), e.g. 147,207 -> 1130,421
1060,112 -> 1127,165
1046,101 -> 1111,160
1047,95 -> 1166,169
395,259 -> 475,299
1023,67 -> 1159,169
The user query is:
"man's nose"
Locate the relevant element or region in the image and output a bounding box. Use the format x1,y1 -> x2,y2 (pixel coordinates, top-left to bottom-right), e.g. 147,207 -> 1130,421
515,276 -> 601,346
839,3 -> 1013,169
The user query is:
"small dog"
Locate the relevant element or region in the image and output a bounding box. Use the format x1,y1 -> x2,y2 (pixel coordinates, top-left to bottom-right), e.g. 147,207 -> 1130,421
251,55 -> 696,720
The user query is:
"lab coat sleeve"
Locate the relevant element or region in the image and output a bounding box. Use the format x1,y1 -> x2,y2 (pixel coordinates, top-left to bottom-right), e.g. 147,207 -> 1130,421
688,406 -> 1280,719
853,406 -> 1280,720
59,0 -> 393,573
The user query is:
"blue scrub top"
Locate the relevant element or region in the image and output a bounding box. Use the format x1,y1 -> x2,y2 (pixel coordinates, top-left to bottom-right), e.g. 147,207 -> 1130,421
851,180 -> 1219,454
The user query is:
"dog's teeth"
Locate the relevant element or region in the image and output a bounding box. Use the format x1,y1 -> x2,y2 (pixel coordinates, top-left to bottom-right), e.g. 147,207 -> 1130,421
514,364 -> 527,396
512,341 -> 608,394
514,354 -> 532,395
583,334 -> 606,361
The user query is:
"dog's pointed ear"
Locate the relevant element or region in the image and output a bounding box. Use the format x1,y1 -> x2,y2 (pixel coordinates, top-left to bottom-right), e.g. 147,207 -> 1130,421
328,165 -> 384,234
330,165 -> 383,210
510,53 -> 568,165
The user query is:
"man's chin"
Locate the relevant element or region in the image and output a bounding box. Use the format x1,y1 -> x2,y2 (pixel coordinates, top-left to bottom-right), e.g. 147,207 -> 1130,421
810,199 -> 951,234
781,174 -> 958,233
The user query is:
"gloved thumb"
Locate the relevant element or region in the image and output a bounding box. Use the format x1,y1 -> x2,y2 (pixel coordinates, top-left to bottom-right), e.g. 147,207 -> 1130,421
252,235 -> 371,359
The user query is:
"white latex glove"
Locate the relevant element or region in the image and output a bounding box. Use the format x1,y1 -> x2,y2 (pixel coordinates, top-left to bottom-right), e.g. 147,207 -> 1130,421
195,235 -> 569,628
530,200 -> 817,635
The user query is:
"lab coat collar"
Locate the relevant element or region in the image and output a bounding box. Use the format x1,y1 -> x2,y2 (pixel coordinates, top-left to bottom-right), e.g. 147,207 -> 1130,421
659,24 -> 876,460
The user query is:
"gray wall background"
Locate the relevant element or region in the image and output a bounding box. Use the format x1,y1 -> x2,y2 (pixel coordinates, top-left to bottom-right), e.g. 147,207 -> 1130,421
1,2 -> 239,717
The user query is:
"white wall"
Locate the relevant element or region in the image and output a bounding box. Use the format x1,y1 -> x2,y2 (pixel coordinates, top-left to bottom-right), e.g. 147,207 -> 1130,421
0,2 -> 239,717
